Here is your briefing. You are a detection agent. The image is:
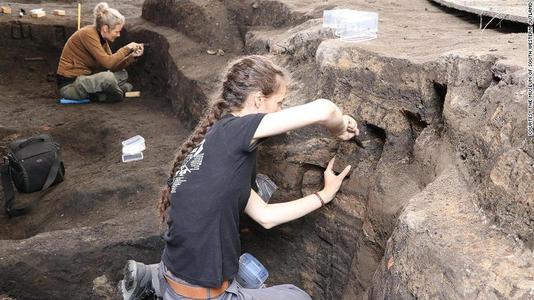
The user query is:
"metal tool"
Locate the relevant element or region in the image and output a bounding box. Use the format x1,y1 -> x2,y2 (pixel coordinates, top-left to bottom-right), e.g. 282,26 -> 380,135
347,114 -> 365,149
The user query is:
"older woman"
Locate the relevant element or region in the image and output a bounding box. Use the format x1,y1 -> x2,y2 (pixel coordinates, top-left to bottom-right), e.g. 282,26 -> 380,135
56,2 -> 144,102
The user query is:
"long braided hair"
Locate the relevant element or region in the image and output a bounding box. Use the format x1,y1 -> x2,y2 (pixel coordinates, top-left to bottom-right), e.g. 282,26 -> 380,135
157,55 -> 287,224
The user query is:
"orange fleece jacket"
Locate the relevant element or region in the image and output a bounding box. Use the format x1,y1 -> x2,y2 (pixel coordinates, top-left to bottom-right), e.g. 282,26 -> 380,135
56,25 -> 135,78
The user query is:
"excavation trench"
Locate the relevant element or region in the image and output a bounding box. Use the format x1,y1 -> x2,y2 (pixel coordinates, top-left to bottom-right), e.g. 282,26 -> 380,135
0,19 -> 424,299
0,21 -> 191,298
0,22 -> 185,240
0,2 -> 532,299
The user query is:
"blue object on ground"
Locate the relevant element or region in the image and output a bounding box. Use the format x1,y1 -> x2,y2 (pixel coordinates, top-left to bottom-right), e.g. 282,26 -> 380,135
58,98 -> 91,104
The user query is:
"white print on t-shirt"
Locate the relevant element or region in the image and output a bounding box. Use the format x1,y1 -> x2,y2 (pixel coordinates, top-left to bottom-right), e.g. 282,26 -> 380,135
171,140 -> 205,193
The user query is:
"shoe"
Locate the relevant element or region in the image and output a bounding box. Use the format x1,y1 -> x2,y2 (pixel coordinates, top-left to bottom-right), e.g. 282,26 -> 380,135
88,91 -> 123,103
118,260 -> 155,300
107,89 -> 125,102
120,82 -> 134,93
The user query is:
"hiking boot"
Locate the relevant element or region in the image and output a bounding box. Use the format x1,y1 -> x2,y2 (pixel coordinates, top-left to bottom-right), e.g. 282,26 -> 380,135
118,260 -> 155,300
88,91 -> 124,103
106,88 -> 125,102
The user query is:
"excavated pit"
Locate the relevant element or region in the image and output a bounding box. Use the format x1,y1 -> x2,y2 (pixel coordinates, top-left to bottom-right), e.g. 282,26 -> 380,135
0,23 -> 188,241
0,0 -> 533,299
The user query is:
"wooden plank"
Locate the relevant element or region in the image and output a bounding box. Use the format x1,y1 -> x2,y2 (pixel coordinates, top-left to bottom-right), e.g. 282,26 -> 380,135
125,91 -> 141,98
31,11 -> 46,18
1,6 -> 12,14
53,9 -> 66,16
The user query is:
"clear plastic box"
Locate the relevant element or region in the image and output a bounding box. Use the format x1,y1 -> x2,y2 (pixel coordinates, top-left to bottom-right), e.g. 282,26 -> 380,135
122,152 -> 144,163
235,253 -> 269,289
323,9 -> 351,28
122,135 -> 145,155
30,8 -> 44,14
323,9 -> 378,42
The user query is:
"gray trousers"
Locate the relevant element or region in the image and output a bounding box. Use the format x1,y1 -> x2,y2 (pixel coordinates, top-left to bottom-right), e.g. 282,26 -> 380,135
152,262 -> 312,300
59,70 -> 129,102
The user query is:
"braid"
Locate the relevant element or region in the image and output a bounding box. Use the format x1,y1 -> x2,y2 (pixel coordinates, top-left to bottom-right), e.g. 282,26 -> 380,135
157,100 -> 229,224
156,55 -> 288,225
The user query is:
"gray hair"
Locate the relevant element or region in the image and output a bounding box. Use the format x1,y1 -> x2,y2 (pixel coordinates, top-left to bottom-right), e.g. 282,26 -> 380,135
93,2 -> 125,31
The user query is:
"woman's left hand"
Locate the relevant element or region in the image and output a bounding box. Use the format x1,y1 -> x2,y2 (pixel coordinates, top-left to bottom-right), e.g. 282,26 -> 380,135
321,156 -> 351,203
133,43 -> 144,57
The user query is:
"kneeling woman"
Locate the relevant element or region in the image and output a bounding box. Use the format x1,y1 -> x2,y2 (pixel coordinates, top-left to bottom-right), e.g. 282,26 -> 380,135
56,2 -> 144,102
122,55 -> 359,299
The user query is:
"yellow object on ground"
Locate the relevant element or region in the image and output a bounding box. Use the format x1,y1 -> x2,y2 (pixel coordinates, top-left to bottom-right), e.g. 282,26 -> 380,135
77,2 -> 81,30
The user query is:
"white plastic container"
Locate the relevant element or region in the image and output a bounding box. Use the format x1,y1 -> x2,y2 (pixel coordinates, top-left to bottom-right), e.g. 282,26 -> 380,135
323,9 -> 378,42
30,8 -> 44,14
235,253 -> 269,289
323,9 -> 351,28
121,135 -> 146,155
122,152 -> 144,163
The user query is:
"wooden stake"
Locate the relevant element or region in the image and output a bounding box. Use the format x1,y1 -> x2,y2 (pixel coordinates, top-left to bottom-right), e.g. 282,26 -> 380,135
77,2 -> 81,30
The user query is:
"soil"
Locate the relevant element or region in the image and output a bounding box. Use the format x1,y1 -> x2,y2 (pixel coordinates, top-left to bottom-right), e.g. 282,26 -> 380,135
0,38 -> 188,240
0,0 -> 532,299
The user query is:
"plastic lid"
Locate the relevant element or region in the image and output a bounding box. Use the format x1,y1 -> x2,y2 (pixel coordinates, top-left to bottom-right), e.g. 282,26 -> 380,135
323,9 -> 379,42
122,135 -> 146,155
122,135 -> 145,146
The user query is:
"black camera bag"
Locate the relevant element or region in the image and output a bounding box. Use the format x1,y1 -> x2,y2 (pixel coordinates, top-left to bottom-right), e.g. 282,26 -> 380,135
1,134 -> 65,217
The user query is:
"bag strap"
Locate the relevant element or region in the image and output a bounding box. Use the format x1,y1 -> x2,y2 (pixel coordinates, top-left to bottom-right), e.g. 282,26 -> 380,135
1,157 -> 18,217
2,152 -> 62,218
42,151 -> 61,191
17,136 -> 48,149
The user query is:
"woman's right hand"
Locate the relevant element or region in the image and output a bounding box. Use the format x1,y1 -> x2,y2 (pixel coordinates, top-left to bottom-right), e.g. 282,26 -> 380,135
320,156 -> 351,203
336,115 -> 359,140
126,42 -> 142,52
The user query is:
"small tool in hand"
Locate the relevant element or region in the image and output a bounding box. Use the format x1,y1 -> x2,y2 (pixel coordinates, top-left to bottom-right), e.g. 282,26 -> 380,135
347,114 -> 365,149
352,136 -> 365,149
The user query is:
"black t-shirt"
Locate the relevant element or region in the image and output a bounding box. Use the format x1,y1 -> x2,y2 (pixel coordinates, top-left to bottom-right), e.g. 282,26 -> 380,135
162,113 -> 266,288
